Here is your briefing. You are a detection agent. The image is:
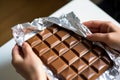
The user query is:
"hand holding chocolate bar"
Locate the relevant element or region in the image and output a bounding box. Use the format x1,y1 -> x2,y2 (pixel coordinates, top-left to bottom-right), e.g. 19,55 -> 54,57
12,42 -> 47,80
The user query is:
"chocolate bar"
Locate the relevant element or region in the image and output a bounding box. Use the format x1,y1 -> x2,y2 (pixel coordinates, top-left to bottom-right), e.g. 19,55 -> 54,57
27,24 -> 113,80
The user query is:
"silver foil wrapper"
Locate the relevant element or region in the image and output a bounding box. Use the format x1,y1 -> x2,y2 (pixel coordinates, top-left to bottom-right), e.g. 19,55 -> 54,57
12,12 -> 120,80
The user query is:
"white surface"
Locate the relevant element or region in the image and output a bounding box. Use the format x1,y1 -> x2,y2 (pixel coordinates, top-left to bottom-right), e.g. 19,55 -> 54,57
0,0 -> 119,80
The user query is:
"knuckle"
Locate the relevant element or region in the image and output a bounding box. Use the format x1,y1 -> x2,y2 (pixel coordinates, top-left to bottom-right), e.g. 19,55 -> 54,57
95,33 -> 102,37
90,20 -> 96,25
106,21 -> 112,25
106,21 -> 113,27
104,34 -> 111,42
106,33 -> 110,39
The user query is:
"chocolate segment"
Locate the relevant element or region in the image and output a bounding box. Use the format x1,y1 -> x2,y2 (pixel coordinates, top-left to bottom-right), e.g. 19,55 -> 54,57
56,29 -> 70,41
40,50 -> 58,64
38,29 -> 52,40
72,43 -> 89,57
81,67 -> 96,80
82,52 -> 97,65
71,59 -> 87,73
73,76 -> 83,80
49,58 -> 68,74
27,35 -> 41,47
33,42 -> 49,56
53,42 -> 69,56
45,35 -> 60,48
64,36 -> 79,48
60,67 -> 77,80
27,25 -> 113,80
61,50 -> 78,65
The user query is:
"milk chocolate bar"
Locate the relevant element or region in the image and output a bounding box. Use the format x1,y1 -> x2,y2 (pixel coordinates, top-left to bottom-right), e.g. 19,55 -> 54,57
27,24 -> 113,80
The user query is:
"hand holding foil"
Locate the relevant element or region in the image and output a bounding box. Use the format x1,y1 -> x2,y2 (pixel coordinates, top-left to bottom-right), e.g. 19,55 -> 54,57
84,20 -> 120,80
12,42 -> 48,80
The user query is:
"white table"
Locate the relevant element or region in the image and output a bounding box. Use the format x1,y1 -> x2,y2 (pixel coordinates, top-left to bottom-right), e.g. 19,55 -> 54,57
0,0 -> 119,80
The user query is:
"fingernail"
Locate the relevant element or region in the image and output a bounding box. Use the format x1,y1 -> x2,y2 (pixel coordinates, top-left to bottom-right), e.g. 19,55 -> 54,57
22,42 -> 26,47
86,34 -> 93,38
22,42 -> 30,49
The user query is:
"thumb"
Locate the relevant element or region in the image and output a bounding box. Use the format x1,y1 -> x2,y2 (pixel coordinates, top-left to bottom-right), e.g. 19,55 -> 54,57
12,44 -> 23,63
87,33 -> 108,43
22,42 -> 34,57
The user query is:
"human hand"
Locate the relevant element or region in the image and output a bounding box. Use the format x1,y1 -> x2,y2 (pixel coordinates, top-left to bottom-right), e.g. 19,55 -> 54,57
83,20 -> 120,51
12,42 -> 47,80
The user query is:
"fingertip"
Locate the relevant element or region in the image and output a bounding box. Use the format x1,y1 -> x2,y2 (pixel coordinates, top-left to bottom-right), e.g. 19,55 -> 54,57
12,44 -> 19,56
83,21 -> 92,26
87,33 -> 108,43
22,42 -> 29,48
86,33 -> 100,41
22,42 -> 32,50
22,42 -> 33,56
86,34 -> 93,39
12,44 -> 23,62
83,21 -> 97,29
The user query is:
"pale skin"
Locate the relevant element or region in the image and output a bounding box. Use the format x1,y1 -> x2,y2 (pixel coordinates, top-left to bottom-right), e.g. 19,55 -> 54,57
12,42 -> 47,80
83,20 -> 120,52
12,20 -> 120,80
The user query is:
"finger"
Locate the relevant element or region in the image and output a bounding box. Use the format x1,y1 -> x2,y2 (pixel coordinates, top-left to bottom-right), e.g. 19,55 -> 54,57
22,42 -> 34,57
87,33 -> 108,43
83,20 -> 108,28
46,73 -> 52,80
105,21 -> 120,32
83,20 -> 109,33
12,44 -> 23,62
83,20 -> 103,33
83,20 -> 120,32
87,28 -> 99,33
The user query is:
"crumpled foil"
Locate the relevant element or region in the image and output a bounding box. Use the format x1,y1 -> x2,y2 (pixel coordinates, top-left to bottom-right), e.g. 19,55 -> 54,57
12,12 -> 120,80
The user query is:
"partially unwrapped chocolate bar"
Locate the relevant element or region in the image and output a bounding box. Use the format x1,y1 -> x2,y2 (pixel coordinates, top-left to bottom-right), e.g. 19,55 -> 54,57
12,12 -> 120,80
27,24 -> 113,80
